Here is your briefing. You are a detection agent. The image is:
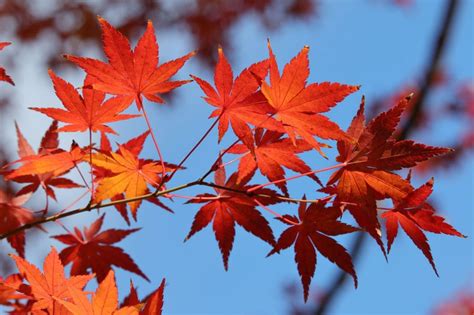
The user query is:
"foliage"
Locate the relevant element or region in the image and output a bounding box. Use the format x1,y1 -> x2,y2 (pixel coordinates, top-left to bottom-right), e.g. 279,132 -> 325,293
0,15 -> 466,313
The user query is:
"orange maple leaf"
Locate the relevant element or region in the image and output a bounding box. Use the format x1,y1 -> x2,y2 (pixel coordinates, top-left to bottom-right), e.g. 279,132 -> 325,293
65,18 -> 194,110
10,247 -> 94,314
9,121 -> 82,201
55,270 -> 138,315
92,132 -> 175,217
5,143 -> 84,180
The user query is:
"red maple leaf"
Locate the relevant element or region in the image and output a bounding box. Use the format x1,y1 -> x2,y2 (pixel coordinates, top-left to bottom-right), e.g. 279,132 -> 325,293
268,199 -> 358,301
191,47 -> 278,147
261,41 -> 359,155
0,42 -> 14,85
327,96 -> 452,255
52,214 -> 148,282
65,18 -> 194,109
141,279 -> 165,315
185,166 -> 277,270
31,71 -> 138,134
228,128 -> 321,194
381,178 -> 464,275
8,121 -> 82,201
0,191 -> 34,257
121,278 -> 166,315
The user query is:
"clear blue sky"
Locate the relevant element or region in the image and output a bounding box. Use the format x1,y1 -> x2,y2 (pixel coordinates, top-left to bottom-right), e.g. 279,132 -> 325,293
3,0 -> 473,314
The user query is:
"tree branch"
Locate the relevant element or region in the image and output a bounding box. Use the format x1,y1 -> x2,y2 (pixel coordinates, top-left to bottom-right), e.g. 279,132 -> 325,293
313,1 -> 459,314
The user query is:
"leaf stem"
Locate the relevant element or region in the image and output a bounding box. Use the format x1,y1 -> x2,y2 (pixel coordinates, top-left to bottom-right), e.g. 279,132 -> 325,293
162,112 -> 222,188
138,96 -> 167,181
254,199 -> 298,225
89,128 -> 94,200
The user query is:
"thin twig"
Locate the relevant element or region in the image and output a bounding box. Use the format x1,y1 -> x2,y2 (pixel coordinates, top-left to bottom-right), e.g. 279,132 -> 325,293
161,112 -> 222,188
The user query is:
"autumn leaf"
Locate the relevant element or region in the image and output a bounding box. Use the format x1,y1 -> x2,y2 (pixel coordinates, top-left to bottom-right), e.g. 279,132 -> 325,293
228,128 -> 321,194
10,247 -> 93,314
0,274 -> 27,307
268,199 -> 358,301
8,121 -> 82,201
52,214 -> 148,282
92,132 -> 175,220
141,279 -> 165,315
327,96 -> 452,254
65,17 -> 194,110
191,47 -> 278,147
0,190 -> 34,257
31,71 -> 139,134
0,42 -> 14,85
185,166 -> 277,270
121,281 -> 140,308
261,41 -> 359,155
55,270 -> 139,315
121,278 -> 166,315
381,179 -> 464,275
5,142 -> 84,180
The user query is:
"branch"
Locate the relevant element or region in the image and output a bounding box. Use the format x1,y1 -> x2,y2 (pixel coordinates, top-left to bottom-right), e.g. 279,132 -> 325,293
0,176 -> 335,242
313,1 -> 459,314
0,181 -> 200,241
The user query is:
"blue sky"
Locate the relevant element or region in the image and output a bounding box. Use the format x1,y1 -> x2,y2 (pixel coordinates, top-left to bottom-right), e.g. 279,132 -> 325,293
2,0 -> 473,314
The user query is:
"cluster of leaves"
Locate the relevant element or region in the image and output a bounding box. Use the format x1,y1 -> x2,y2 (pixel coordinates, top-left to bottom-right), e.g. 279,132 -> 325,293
1,247 -> 164,314
0,15 -> 465,312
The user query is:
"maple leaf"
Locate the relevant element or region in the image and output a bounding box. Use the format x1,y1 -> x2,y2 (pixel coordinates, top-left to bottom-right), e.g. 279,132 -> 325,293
65,18 -> 194,109
31,71 -> 139,134
5,142 -> 84,180
0,191 -> 34,257
327,96 -> 452,254
0,274 -> 27,307
191,47 -> 278,147
0,42 -> 14,85
10,247 -> 93,314
55,270 -> 139,315
268,199 -> 358,301
121,279 -> 165,315
52,214 -> 148,282
381,179 -> 464,275
121,281 -> 140,308
140,279 -> 165,315
185,166 -> 277,270
0,274 -> 33,315
92,131 -> 175,220
228,128 -> 321,194
8,121 -> 82,201
261,41 -> 359,155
